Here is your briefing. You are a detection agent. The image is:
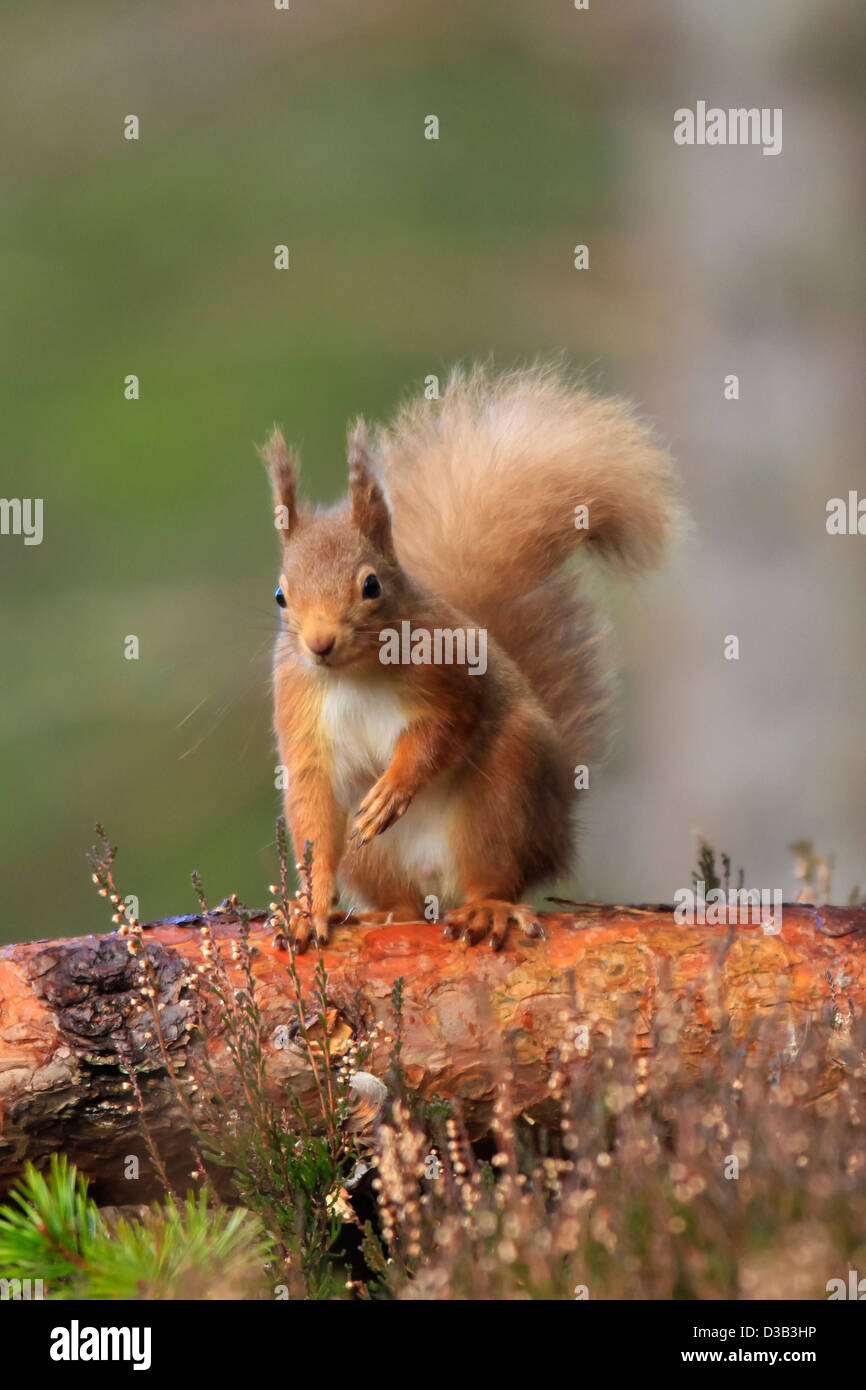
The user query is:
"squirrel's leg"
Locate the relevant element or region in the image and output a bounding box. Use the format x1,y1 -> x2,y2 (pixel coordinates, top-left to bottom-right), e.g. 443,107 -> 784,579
340,839 -> 423,923
444,815 -> 554,948
284,772 -> 348,951
445,805 -> 545,949
443,707 -> 570,949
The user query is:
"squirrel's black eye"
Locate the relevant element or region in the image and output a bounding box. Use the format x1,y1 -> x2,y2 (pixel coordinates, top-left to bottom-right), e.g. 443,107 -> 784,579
362,573 -> 381,600
274,585 -> 287,608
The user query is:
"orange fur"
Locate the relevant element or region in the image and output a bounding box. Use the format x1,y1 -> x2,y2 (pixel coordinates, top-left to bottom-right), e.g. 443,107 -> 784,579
263,363 -> 677,948
377,361 -> 679,763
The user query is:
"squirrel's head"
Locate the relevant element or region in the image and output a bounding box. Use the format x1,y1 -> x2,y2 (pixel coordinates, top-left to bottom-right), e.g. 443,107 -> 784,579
260,420 -> 407,672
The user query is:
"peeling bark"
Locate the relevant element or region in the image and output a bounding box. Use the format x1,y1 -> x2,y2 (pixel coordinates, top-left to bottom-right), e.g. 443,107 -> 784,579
1,902 -> 864,1203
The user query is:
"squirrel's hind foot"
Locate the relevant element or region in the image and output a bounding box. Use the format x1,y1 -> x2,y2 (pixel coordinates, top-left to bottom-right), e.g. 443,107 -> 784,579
442,899 -> 546,951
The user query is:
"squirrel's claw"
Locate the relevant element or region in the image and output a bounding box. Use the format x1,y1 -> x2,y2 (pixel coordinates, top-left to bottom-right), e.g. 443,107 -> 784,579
284,903 -> 333,953
349,779 -> 412,848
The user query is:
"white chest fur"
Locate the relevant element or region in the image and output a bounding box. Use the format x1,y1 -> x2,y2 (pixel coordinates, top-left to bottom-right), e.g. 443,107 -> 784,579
320,676 -> 406,806
320,675 -> 460,904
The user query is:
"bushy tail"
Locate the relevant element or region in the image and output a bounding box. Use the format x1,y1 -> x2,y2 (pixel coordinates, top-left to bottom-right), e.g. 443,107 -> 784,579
376,361 -> 678,757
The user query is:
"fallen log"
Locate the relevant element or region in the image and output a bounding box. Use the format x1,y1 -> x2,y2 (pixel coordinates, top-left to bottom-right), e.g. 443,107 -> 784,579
1,902 -> 864,1203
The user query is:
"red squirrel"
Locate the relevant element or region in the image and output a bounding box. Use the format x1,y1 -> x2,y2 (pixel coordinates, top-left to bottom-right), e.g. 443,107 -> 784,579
261,363 -> 677,950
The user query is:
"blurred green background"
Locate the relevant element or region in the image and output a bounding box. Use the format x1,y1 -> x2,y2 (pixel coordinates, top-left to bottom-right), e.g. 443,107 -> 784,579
1,0 -> 863,943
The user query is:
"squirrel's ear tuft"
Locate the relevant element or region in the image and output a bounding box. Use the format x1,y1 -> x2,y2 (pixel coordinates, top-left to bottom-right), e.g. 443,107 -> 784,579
348,419 -> 395,561
259,426 -> 299,540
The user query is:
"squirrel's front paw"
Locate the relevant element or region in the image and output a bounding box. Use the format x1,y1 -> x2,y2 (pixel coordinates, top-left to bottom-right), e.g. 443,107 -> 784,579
272,904 -> 335,954
349,777 -> 412,848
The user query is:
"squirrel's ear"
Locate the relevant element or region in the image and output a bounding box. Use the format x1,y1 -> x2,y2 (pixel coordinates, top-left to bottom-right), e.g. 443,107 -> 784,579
348,420 -> 395,561
259,426 -> 299,540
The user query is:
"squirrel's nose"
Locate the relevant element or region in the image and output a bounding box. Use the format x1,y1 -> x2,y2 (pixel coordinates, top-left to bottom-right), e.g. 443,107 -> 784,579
307,633 -> 336,657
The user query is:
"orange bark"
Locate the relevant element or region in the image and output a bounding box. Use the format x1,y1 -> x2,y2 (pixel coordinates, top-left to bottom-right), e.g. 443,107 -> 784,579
1,902 -> 864,1201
